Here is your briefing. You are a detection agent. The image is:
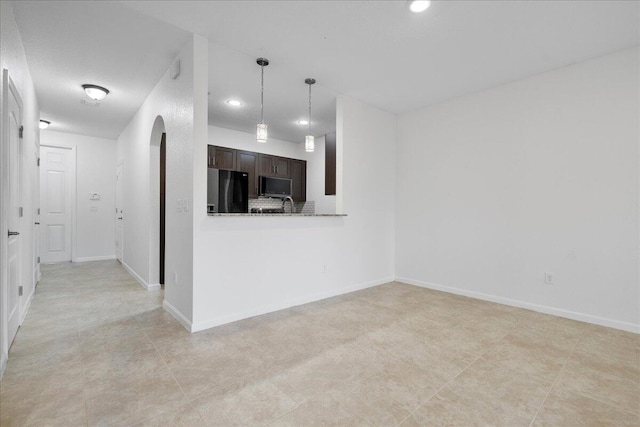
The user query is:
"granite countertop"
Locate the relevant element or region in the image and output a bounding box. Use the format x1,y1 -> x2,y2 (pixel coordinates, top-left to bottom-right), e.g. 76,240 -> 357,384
208,213 -> 347,217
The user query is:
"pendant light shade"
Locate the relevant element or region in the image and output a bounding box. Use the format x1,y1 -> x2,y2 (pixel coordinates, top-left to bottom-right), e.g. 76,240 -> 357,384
305,135 -> 315,152
256,58 -> 269,143
305,78 -> 316,152
257,123 -> 268,143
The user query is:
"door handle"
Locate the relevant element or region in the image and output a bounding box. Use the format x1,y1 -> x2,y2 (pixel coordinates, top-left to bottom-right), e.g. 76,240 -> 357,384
35,222 -> 40,225
8,230 -> 19,237
117,217 -> 123,220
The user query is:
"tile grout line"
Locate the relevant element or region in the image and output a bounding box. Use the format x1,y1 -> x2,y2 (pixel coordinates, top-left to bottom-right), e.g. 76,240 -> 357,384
76,318 -> 90,427
527,331 -> 583,427
568,389 -> 640,418
394,336 -> 501,426
133,321 -> 208,425
263,379 -> 303,425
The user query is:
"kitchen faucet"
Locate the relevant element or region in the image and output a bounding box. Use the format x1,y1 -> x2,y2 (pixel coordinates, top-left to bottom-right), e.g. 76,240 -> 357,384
282,196 -> 295,214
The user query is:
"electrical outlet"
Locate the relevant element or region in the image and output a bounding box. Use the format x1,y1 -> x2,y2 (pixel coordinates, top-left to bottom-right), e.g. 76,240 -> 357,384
545,272 -> 554,285
321,264 -> 327,273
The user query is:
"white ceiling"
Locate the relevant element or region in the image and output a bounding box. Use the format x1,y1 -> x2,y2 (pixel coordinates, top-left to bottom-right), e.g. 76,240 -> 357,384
11,1 -> 191,139
11,1 -> 640,142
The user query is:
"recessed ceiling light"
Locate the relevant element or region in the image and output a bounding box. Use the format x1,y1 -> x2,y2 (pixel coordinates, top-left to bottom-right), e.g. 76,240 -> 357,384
409,0 -> 431,13
226,99 -> 242,107
39,120 -> 50,130
297,120 -> 309,126
82,84 -> 109,101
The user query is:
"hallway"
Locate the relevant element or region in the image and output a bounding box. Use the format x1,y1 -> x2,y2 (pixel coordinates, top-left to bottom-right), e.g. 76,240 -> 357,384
1,261 -> 638,426
0,261 -> 170,425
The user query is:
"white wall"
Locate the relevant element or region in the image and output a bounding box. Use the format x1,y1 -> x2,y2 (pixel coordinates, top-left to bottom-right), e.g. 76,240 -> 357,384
396,48 -> 639,332
116,34 -> 209,324
191,96 -> 396,331
0,1 -> 40,376
40,130 -> 116,261
208,125 -> 336,213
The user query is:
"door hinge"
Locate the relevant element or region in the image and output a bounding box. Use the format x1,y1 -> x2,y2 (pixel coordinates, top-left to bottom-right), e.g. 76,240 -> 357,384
37,157 -> 40,166
19,207 -> 23,217
19,126 -> 24,139
37,208 -> 40,215
37,256 -> 40,264
18,286 -> 23,296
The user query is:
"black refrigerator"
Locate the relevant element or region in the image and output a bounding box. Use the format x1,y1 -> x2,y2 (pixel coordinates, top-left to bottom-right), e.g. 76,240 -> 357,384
207,169 -> 249,213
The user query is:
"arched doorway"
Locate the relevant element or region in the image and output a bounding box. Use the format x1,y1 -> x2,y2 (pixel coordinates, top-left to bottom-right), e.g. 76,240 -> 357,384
159,133 -> 166,285
149,116 -> 166,288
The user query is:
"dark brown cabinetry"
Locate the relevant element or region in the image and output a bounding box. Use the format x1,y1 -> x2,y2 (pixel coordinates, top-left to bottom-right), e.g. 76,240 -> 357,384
237,150 -> 259,198
325,131 -> 336,195
290,160 -> 306,202
208,145 -> 306,202
258,154 -> 290,178
208,145 -> 236,170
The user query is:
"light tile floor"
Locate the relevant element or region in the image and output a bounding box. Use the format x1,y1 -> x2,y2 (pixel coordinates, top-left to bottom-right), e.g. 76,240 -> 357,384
1,260 -> 638,426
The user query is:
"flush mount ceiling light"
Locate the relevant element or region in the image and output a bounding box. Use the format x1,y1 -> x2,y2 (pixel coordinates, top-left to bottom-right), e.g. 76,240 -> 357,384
304,78 -> 316,153
82,84 -> 109,101
297,120 -> 309,126
256,58 -> 269,143
226,99 -> 242,107
39,120 -> 50,130
408,0 -> 431,13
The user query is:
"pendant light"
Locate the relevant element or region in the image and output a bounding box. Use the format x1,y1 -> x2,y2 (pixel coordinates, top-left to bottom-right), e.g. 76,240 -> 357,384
305,78 -> 316,152
256,58 -> 269,143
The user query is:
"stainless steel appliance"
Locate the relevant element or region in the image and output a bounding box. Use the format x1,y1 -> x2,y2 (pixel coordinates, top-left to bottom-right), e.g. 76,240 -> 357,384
259,176 -> 292,197
207,169 -> 249,213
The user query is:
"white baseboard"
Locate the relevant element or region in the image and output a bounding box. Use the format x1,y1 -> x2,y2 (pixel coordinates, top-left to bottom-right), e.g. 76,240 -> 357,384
0,352 -> 7,381
396,276 -> 640,334
73,255 -> 116,262
191,276 -> 394,333
121,261 -> 160,292
20,287 -> 35,325
163,300 -> 193,332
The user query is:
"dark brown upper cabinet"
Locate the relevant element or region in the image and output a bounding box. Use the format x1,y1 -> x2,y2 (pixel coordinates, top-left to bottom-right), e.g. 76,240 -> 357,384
258,154 -> 290,178
325,131 -> 336,195
237,150 -> 259,198
290,159 -> 306,202
208,145 -> 306,202
209,145 -> 236,170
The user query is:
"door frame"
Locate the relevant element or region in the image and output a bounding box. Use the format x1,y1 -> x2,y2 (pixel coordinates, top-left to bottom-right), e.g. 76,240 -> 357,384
33,141 -> 41,286
39,143 -> 77,263
115,161 -> 124,263
1,69 -> 22,375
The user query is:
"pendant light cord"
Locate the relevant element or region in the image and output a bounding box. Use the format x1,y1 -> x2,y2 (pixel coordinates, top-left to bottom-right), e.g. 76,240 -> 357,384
260,65 -> 265,124
308,83 -> 312,134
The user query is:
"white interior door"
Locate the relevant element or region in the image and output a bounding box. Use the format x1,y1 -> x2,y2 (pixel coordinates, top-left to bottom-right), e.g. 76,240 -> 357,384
33,145 -> 40,285
7,77 -> 23,347
115,162 -> 123,262
40,146 -> 73,263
